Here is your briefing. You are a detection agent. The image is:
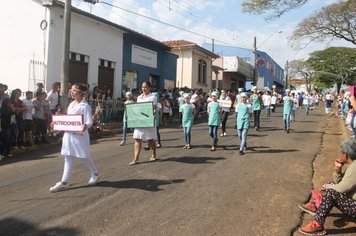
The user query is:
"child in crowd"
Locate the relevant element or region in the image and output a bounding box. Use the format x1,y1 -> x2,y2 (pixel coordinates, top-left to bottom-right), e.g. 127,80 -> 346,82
33,92 -> 46,145
181,93 -> 195,149
22,91 -> 34,147
120,91 -> 134,146
207,91 -> 221,151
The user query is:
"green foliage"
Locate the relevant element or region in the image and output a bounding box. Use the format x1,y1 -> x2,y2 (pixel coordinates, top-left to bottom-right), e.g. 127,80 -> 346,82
241,0 -> 309,19
290,1 -> 356,46
306,47 -> 356,87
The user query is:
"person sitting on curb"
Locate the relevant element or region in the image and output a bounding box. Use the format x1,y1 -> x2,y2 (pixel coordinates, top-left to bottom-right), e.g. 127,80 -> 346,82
298,139 -> 356,235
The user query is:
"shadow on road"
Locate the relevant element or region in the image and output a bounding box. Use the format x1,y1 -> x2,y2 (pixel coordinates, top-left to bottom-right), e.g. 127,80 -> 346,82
249,147 -> 299,154
0,217 -> 79,236
295,120 -> 319,123
293,130 -> 323,134
160,156 -> 226,164
79,179 -> 186,192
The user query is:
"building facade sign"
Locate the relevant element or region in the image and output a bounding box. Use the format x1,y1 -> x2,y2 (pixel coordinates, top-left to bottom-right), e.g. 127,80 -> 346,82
131,44 -> 157,68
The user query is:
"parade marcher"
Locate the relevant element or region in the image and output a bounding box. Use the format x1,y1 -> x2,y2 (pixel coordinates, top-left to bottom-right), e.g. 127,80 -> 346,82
120,91 -> 134,146
291,92 -> 298,122
303,93 -> 311,115
181,93 -> 195,149
283,89 -> 293,133
207,91 -> 221,151
190,90 -> 200,120
219,89 -> 231,137
152,92 -> 162,148
50,83 -> 100,193
262,90 -> 272,117
325,92 -> 333,114
129,81 -> 157,165
250,87 -> 262,131
271,92 -> 277,113
236,93 -> 252,155
298,139 -> 356,235
177,91 -> 185,128
234,88 -> 244,129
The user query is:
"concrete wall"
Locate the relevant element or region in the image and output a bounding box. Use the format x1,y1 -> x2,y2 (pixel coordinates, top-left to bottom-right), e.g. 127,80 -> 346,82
1,1 -> 124,97
174,48 -> 193,89
48,6 -> 124,98
1,0 -> 47,92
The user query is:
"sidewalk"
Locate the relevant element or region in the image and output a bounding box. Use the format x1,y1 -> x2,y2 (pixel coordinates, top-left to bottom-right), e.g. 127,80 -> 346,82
294,113 -> 356,235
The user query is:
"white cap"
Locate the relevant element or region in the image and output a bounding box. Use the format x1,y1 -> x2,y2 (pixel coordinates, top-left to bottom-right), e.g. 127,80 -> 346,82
252,86 -> 257,91
211,91 -> 218,97
125,91 -> 132,96
183,93 -> 190,99
240,92 -> 247,97
285,89 -> 290,93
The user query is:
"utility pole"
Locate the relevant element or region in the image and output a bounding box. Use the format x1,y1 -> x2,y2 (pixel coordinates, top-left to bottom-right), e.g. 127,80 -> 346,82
253,36 -> 257,86
60,0 -> 72,105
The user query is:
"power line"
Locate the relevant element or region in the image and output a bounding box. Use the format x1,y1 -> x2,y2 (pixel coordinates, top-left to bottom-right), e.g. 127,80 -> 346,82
99,1 -> 237,48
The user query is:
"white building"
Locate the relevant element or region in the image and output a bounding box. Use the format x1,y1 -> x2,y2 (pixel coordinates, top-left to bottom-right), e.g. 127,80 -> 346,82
1,0 -> 124,97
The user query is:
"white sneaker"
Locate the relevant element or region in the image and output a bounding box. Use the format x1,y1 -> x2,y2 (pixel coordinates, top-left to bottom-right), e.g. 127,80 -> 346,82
220,133 -> 224,137
119,141 -> 126,146
88,174 -> 100,185
50,182 -> 69,193
223,132 -> 227,136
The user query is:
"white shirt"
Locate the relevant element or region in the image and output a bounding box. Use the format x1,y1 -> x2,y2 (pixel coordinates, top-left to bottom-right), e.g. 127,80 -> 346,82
22,99 -> 34,120
47,90 -> 59,110
190,94 -> 198,104
262,94 -> 272,106
61,100 -> 92,158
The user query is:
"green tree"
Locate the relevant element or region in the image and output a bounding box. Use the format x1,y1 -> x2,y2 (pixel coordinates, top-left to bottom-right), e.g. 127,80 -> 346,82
290,1 -> 356,47
306,47 -> 356,87
241,0 -> 308,19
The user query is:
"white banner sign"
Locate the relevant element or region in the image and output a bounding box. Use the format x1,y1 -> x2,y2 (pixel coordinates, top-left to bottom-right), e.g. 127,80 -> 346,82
52,115 -> 83,132
218,99 -> 232,108
131,44 -> 157,68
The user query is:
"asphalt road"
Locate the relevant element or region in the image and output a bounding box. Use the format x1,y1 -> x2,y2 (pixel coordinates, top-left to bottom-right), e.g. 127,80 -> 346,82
0,107 -> 327,236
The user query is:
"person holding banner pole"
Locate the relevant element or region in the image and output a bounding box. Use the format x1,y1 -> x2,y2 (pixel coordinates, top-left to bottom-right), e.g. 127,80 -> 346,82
129,81 -> 157,165
50,83 -> 100,193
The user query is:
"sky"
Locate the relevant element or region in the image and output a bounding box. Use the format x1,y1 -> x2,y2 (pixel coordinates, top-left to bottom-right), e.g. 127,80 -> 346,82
72,0 -> 353,67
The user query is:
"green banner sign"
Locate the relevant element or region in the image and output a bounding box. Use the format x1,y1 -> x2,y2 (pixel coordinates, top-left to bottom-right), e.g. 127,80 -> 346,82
126,102 -> 155,128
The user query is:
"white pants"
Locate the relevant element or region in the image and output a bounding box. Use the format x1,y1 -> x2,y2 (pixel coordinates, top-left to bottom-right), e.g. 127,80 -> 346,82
61,155 -> 98,182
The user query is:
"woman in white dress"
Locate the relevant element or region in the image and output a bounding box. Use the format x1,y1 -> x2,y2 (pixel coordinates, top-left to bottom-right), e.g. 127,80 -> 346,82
50,83 -> 99,193
129,81 -> 157,165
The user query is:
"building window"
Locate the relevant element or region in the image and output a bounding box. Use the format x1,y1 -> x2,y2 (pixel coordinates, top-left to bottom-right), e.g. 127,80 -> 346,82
198,59 -> 207,84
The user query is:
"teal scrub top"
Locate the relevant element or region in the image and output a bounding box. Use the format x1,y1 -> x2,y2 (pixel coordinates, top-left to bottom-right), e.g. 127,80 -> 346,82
251,94 -> 261,111
283,96 -> 293,115
123,100 -> 134,123
208,102 -> 221,126
237,103 -> 250,129
178,97 -> 185,112
182,103 -> 194,128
